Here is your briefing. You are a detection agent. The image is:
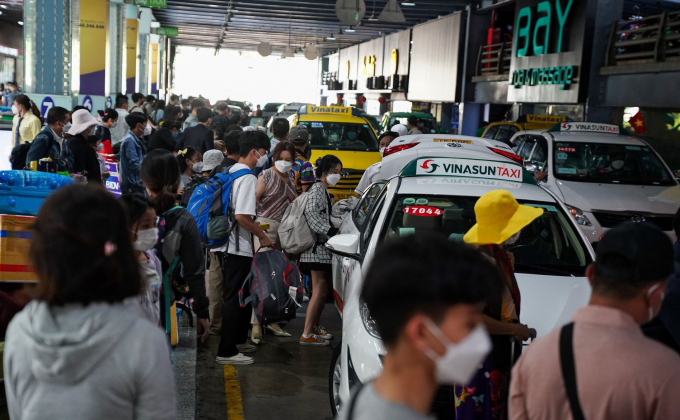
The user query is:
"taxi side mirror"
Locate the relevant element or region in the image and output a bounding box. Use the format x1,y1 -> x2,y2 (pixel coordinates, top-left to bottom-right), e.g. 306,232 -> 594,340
525,161 -> 540,173
326,234 -> 362,261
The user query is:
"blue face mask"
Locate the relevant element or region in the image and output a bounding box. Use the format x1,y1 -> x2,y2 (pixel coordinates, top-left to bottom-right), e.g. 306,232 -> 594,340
347,131 -> 357,141
172,132 -> 180,140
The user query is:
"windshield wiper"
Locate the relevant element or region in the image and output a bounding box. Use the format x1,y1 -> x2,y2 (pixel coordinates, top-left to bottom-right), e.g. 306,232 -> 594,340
514,263 -> 576,277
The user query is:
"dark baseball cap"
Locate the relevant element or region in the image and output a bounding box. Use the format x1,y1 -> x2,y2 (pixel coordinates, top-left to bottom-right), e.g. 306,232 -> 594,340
289,125 -> 309,145
595,222 -> 674,284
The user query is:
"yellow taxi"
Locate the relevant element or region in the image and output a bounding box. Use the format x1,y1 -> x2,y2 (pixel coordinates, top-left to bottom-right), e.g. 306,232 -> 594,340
290,105 -> 381,200
482,114 -> 567,146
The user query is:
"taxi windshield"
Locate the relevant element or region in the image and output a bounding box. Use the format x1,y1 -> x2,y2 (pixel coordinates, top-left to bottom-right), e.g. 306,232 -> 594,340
298,121 -> 379,151
382,195 -> 591,276
553,142 -> 675,186
389,117 -> 438,134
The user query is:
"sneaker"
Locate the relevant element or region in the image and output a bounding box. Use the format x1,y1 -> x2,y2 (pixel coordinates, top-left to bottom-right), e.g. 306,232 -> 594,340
236,343 -> 257,353
313,326 -> 333,340
216,353 -> 254,365
266,324 -> 292,337
300,334 -> 330,346
251,325 -> 265,345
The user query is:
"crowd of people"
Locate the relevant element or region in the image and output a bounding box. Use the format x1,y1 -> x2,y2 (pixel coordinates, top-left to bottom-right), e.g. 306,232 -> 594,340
2,89 -> 680,420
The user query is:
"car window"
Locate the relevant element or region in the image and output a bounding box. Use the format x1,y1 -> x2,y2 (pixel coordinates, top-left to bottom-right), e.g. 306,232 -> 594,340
361,194 -> 386,253
381,195 -> 591,276
483,125 -> 500,140
298,121 -> 379,151
530,136 -> 548,168
353,182 -> 386,231
511,134 -> 526,154
518,138 -> 536,162
496,126 -> 519,145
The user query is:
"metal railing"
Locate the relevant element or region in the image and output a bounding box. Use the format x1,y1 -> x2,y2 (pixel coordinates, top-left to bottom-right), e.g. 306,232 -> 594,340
605,11 -> 680,66
475,42 -> 512,77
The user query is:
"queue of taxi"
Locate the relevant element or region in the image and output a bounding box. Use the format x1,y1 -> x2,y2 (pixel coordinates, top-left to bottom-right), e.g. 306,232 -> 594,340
325,133 -> 595,417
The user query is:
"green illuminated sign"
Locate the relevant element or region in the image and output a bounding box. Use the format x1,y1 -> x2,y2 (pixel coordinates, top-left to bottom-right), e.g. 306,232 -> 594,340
157,27 -> 178,37
512,65 -> 576,89
514,0 -> 573,57
135,0 -> 167,7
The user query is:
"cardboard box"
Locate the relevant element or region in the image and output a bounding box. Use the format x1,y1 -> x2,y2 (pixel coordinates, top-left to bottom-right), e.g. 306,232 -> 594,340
0,215 -> 37,282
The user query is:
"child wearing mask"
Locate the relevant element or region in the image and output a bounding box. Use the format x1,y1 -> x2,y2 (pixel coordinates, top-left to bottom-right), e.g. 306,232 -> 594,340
119,193 -> 162,325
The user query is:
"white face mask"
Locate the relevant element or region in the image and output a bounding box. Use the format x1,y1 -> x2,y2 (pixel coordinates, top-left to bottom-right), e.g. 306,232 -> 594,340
192,161 -> 204,173
111,121 -> 118,129
424,320 -> 492,385
255,151 -> 268,168
11,105 -> 19,115
379,147 -> 386,158
63,122 -> 72,134
96,143 -> 104,151
330,133 -> 339,142
505,231 -> 521,246
647,282 -> 665,322
611,160 -> 624,170
275,160 -> 293,173
326,173 -> 341,186
143,123 -> 153,136
133,228 -> 159,252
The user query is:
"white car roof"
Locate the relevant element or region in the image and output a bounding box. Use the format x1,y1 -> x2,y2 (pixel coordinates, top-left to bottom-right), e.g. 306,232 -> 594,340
390,133 -> 511,149
396,176 -> 557,203
546,132 -> 648,146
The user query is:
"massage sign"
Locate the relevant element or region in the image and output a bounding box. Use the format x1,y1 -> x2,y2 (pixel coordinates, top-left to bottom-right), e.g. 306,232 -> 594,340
508,0 -> 589,103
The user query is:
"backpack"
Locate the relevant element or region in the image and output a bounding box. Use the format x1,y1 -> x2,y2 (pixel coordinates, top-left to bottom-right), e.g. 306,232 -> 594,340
187,168 -> 254,249
278,192 -> 315,254
238,248 -> 303,325
10,143 -> 32,170
180,174 -> 208,207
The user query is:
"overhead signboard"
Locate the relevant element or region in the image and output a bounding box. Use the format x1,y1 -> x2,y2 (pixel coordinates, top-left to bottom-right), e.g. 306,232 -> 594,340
508,0 -> 590,104
156,27 -> 178,37
134,0 -> 167,8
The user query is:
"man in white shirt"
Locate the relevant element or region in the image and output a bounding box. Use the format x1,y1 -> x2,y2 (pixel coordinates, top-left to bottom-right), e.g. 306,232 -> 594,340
110,96 -> 130,146
355,131 -> 399,196
216,131 -> 271,366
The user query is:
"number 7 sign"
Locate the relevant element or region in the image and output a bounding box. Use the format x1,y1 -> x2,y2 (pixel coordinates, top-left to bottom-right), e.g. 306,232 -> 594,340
40,97 -> 55,119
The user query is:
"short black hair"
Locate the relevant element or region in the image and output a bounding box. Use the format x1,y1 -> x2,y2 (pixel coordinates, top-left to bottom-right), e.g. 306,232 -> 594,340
98,108 -> 119,122
191,98 -> 206,109
132,93 -> 145,103
87,135 -> 101,146
145,95 -> 156,103
218,102 -> 229,112
71,105 -> 88,114
254,130 -> 272,153
31,184 -> 142,306
196,106 -> 212,123
238,131 -> 260,158
315,154 -> 342,178
170,105 -> 182,118
119,192 -> 153,230
361,233 -> 502,346
673,207 -> 680,238
226,124 -> 242,135
272,118 -> 290,138
407,116 -> 418,126
141,149 -> 181,214
161,118 -> 182,131
125,112 -> 148,131
181,99 -> 190,106
115,95 -> 129,108
170,94 -> 179,102
222,130 -> 241,155
47,106 -> 69,125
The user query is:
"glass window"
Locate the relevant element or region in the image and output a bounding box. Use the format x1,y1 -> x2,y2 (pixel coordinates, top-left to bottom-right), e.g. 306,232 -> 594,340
552,142 -> 675,186
362,195 -> 386,252
496,126 -> 519,145
511,135 -> 526,154
353,182 -> 386,231
298,121 -> 379,151
381,195 -> 591,276
518,138 -> 536,162
389,117 -> 438,134
483,125 -> 500,140
530,136 -> 548,169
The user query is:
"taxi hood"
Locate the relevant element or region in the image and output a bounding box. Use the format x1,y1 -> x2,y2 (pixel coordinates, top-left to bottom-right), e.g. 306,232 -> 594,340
556,180 -> 680,214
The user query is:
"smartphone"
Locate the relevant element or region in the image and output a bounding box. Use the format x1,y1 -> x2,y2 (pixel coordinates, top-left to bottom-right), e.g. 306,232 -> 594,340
260,223 -> 271,231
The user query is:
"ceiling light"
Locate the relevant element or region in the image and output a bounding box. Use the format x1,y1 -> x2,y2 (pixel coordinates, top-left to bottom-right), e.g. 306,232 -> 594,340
401,2 -> 416,5
0,5 -> 6,8
327,36 -> 336,41
346,27 -> 355,33
0,11 -> 3,15
379,0 -> 406,22
150,21 -> 160,28
18,21 -> 23,26
335,0 -> 366,26
368,14 -> 379,21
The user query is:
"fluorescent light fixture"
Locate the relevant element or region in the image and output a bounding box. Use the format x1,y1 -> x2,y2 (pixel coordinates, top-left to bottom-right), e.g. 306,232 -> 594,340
0,5 -> 7,8
0,11 -> 3,15
401,2 -> 415,5
327,36 -> 336,40
345,27 -> 356,32
150,21 -> 160,28
368,14 -> 379,21
18,21 -> 24,25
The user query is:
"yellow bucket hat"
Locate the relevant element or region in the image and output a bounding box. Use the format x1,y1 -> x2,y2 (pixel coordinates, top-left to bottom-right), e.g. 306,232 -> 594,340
463,190 -> 544,245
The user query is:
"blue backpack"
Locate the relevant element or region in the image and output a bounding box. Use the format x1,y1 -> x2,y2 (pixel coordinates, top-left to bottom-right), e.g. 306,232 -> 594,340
187,168 -> 254,249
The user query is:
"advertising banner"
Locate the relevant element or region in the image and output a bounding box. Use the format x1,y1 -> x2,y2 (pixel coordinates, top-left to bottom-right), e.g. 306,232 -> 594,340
79,0 -> 107,95
157,27 -> 178,37
126,19 -> 139,94
105,162 -> 122,197
151,43 -> 159,94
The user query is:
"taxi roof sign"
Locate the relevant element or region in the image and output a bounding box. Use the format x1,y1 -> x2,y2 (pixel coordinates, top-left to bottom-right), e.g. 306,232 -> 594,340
400,157 -> 537,185
549,122 -> 623,135
298,105 -> 363,117
518,114 -> 567,124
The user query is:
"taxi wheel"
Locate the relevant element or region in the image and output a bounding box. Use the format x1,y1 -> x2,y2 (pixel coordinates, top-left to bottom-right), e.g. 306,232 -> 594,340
328,339 -> 342,417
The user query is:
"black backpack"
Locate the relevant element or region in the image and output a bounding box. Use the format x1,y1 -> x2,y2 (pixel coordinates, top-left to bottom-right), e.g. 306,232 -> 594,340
10,143 -> 32,170
180,173 -> 208,207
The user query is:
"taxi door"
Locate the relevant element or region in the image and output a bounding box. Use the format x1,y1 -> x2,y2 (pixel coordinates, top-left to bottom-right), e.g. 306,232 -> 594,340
331,182 -> 386,317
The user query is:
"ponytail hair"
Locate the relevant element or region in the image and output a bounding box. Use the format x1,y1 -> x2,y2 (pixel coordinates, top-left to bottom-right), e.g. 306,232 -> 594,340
140,149 -> 181,215
14,94 -> 44,124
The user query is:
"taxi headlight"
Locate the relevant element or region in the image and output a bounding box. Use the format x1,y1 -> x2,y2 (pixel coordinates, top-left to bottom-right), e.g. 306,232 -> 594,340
360,302 -> 382,339
566,205 -> 592,226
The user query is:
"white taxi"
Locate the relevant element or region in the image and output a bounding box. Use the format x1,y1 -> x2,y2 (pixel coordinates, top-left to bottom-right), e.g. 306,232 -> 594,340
326,146 -> 595,417
508,122 -> 680,244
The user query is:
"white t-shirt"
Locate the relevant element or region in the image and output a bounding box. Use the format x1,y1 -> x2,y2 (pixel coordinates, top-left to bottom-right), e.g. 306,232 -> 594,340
355,162 -> 382,196
110,108 -> 130,145
225,163 -> 258,257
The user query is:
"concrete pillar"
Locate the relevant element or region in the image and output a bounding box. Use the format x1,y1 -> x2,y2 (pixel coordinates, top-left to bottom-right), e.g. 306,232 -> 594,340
137,7 -> 151,94
106,0 -> 125,103
124,3 -> 138,94
459,103 -> 483,136
23,0 -> 79,112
